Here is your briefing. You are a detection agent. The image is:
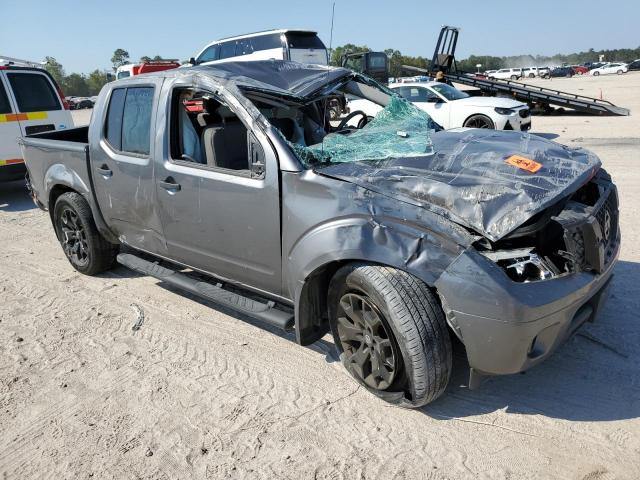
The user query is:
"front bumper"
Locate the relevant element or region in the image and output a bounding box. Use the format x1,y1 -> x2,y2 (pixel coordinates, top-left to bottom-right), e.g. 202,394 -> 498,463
435,236 -> 619,376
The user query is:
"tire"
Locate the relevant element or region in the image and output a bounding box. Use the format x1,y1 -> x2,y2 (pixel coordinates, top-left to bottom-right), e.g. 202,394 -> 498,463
617,70 -> 623,75
510,75 -> 518,80
53,192 -> 118,275
463,114 -> 495,129
593,71 -> 600,76
328,263 -> 452,407
528,73 -> 535,78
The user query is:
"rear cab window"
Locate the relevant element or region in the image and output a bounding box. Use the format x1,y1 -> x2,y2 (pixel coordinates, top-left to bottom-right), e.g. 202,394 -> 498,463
104,86 -> 154,155
6,72 -> 61,112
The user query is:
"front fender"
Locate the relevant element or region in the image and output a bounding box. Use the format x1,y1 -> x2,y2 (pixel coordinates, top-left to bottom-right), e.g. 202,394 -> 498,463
286,214 -> 465,345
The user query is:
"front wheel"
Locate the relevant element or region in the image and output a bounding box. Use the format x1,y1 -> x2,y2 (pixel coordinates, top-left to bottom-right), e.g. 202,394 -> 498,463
463,114 -> 495,129
328,264 -> 452,407
53,192 -> 118,275
593,71 -> 600,76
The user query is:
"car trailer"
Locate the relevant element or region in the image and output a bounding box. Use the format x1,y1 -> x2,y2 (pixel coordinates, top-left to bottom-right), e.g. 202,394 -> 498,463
405,26 -> 630,116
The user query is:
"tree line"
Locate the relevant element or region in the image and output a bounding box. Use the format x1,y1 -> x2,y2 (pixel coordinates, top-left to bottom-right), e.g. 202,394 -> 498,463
43,48 -> 168,97
331,45 -> 640,75
46,43 -> 640,97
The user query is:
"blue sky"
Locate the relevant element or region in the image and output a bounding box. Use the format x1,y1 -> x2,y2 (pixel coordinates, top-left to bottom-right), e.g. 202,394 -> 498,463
2,0 -> 637,73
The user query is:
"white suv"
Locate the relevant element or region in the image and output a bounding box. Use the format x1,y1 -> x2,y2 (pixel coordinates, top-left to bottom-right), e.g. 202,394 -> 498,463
192,29 -> 328,66
1,58 -> 73,182
489,68 -> 523,80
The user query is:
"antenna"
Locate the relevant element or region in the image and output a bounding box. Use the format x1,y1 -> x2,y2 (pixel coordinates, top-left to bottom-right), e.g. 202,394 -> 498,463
322,1 -> 336,156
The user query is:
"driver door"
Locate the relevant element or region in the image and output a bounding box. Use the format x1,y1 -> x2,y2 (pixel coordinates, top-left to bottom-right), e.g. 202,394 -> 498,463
153,83 -> 283,296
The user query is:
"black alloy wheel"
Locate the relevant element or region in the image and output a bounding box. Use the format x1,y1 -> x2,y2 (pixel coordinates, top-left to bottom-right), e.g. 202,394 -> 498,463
335,292 -> 398,390
58,206 -> 90,267
464,114 -> 494,129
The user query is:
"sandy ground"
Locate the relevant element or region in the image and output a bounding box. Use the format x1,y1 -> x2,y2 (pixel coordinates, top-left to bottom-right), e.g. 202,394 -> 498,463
1,73 -> 639,480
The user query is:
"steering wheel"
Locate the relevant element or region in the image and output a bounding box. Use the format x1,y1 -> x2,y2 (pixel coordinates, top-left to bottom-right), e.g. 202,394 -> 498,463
336,110 -> 369,131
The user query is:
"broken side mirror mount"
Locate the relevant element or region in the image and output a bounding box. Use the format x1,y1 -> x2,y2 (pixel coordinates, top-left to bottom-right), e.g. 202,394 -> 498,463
248,132 -> 266,179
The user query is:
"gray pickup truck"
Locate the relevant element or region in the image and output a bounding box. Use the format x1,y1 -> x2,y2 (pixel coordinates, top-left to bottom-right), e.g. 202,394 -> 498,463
19,61 -> 620,407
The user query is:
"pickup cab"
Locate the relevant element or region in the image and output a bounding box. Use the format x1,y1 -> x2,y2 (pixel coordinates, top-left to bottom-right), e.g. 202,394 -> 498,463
19,61 -> 620,407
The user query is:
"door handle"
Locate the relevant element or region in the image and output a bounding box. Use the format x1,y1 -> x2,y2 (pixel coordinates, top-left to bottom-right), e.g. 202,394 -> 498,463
97,165 -> 112,177
159,177 -> 181,192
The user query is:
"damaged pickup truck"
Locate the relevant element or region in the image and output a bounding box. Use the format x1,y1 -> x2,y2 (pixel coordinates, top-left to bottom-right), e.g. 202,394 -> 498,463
19,61 -> 620,407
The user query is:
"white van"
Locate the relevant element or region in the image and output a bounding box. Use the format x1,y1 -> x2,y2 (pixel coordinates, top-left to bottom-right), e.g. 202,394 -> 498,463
0,57 -> 73,182
192,29 -> 328,66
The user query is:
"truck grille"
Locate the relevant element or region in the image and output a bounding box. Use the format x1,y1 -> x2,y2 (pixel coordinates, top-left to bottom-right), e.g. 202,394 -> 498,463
595,190 -> 619,262
561,186 -> 619,273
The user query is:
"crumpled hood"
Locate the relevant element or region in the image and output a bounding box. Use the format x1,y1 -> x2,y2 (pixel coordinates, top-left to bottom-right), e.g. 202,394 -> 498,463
316,129 -> 600,241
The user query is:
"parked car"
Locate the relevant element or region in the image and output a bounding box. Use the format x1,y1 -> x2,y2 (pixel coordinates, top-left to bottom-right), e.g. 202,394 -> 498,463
0,57 -> 73,182
627,59 -> 640,71
348,81 -> 531,131
522,67 -> 544,78
590,63 -> 628,76
74,98 -> 94,109
571,65 -> 589,75
20,61 -> 620,407
543,66 -> 574,78
488,68 -> 522,80
582,62 -> 606,70
191,29 -> 328,66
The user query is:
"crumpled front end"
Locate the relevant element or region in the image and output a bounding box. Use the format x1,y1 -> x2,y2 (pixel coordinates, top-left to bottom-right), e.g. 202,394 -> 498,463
435,169 -> 620,378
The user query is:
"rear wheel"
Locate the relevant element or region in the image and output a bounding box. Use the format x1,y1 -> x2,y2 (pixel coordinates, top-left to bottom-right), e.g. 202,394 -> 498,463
510,75 -> 518,80
328,264 -> 452,407
528,73 -> 535,78
53,192 -> 118,275
617,70 -> 623,75
463,114 -> 495,129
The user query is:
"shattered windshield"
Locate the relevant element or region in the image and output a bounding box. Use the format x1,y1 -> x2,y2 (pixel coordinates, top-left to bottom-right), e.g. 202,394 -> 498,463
290,96 -> 435,166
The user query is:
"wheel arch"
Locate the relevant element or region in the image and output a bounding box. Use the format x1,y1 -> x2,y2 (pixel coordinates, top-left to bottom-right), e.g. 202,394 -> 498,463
287,218 -> 467,346
462,112 -> 495,129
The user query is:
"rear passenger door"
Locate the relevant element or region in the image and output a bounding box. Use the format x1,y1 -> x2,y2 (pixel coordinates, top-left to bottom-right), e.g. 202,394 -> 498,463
4,70 -> 72,136
90,81 -> 167,255
0,74 -> 23,167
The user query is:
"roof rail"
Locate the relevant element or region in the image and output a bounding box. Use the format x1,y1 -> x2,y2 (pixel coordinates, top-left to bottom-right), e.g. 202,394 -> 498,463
0,55 -> 45,68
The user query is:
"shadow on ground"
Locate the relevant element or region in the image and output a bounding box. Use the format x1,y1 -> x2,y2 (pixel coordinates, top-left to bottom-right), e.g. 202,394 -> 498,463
424,260 -> 640,422
0,179 -> 35,212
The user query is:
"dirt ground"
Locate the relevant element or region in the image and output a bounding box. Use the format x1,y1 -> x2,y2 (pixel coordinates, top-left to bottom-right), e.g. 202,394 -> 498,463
1,73 -> 639,480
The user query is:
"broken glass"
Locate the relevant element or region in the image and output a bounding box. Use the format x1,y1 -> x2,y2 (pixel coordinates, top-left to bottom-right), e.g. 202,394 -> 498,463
289,96 -> 434,166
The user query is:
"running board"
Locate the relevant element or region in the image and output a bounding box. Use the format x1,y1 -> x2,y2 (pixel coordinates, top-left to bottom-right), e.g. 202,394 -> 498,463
117,253 -> 294,330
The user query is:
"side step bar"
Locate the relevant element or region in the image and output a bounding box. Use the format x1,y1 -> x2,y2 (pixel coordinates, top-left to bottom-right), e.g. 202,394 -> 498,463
117,253 -> 294,330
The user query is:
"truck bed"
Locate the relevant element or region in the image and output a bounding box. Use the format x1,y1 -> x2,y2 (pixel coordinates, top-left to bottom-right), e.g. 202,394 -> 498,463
18,126 -> 92,210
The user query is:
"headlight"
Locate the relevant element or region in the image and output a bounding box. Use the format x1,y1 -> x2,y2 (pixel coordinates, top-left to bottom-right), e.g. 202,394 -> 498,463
481,248 -> 559,282
494,107 -> 515,115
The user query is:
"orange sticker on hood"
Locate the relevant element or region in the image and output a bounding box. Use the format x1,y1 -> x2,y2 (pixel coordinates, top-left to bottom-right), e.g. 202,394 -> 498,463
505,155 -> 542,173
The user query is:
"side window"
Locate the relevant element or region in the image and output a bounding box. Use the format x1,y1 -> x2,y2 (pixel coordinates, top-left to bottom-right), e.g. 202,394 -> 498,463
104,86 -> 154,155
0,80 -> 12,114
251,34 -> 283,52
105,88 -> 126,150
198,45 -> 219,63
219,41 -> 237,59
6,72 -> 61,112
170,87 -> 251,174
344,56 -> 363,72
236,39 -> 254,56
122,88 -> 154,155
